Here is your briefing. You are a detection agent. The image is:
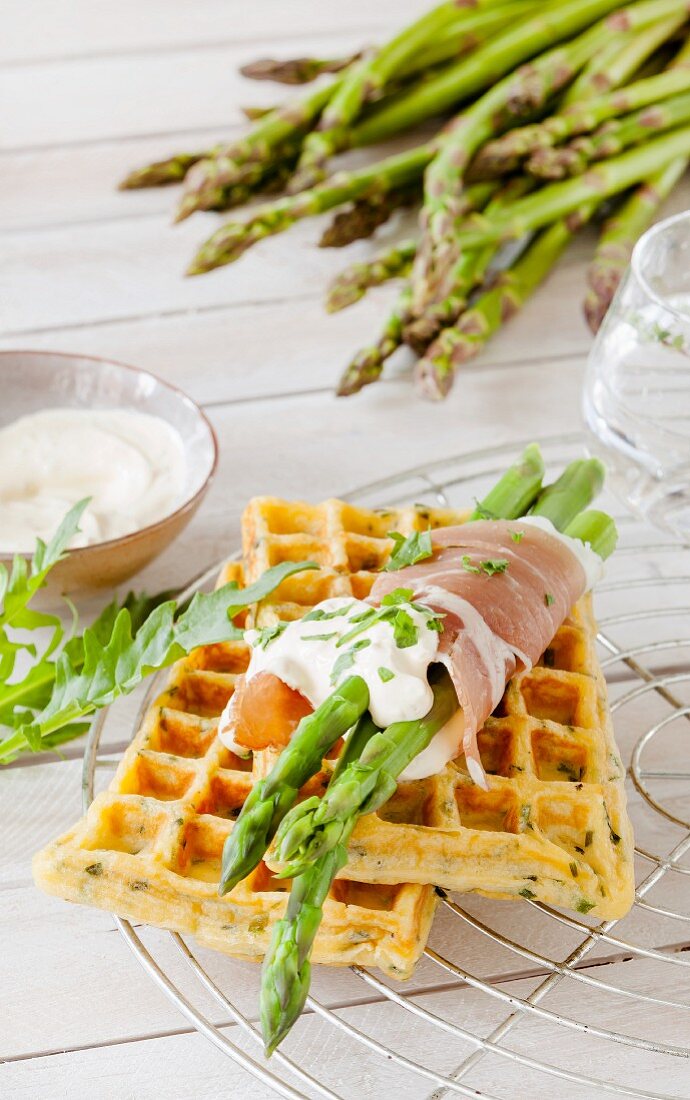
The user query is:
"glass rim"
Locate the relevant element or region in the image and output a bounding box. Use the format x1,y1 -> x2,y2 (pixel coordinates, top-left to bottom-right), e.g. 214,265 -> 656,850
631,208 -> 690,324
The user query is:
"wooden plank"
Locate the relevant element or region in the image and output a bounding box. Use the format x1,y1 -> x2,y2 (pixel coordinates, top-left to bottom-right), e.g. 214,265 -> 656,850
0,126 -> 430,231
2,958 -> 687,1099
0,129 -> 234,232
0,210 -> 401,335
2,152 -> 688,356
1,0 -> 423,65
1,31 -> 371,150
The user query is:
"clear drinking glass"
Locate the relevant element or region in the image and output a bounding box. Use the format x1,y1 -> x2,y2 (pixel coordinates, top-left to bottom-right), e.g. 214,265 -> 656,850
583,210 -> 690,541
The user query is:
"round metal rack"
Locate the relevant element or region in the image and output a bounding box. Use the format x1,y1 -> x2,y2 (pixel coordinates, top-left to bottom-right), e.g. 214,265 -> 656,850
84,435 -> 690,1099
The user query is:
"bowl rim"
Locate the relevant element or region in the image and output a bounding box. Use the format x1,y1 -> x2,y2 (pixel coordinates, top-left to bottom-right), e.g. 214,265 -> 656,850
0,348 -> 219,562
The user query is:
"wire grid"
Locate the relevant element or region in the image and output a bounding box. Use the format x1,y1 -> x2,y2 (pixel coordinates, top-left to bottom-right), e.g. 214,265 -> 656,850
83,434 -> 690,1100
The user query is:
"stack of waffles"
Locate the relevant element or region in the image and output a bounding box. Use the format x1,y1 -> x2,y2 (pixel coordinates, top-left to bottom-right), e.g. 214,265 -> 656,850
33,497 -> 635,979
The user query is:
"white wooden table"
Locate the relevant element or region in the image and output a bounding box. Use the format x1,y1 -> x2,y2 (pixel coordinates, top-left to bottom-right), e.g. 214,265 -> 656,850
2,5 -> 689,1097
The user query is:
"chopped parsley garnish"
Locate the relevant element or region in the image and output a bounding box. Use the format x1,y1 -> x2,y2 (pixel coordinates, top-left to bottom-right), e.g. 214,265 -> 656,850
378,667 -> 395,683
253,622 -> 289,649
544,593 -> 555,606
519,887 -> 537,900
480,558 -> 509,576
519,804 -> 531,830
330,639 -> 371,684
584,830 -> 593,848
461,555 -> 482,575
332,587 -> 442,652
336,609 -> 378,648
569,861 -> 579,878
303,604 -> 352,622
392,609 -> 418,649
461,555 -> 509,576
381,587 -> 414,606
348,607 -> 377,624
384,530 -> 433,571
510,530 -> 524,543
300,632 -> 337,642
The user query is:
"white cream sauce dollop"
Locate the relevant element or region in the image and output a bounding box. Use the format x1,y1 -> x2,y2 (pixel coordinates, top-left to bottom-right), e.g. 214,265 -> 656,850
242,596 -> 441,730
0,407 -> 187,553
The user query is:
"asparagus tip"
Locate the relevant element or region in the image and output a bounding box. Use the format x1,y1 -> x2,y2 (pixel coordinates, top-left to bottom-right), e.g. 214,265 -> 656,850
414,356 -> 451,401
173,196 -> 197,224
583,289 -> 609,333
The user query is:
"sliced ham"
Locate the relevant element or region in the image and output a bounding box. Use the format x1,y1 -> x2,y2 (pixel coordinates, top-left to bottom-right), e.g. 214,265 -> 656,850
369,519 -> 587,787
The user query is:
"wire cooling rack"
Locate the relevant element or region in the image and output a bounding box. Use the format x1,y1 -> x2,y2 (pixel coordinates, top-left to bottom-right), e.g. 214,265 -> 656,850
84,434 -> 690,1099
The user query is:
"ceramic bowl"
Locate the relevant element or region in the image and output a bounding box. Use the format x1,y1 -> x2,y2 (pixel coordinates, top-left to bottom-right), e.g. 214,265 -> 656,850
0,350 -> 218,591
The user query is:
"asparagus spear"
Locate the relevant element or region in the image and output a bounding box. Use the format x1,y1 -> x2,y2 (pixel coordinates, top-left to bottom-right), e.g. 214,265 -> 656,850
561,12 -> 687,106
472,63 -> 690,179
529,92 -> 690,179
175,80 -> 338,219
584,156 -> 688,331
326,240 -> 416,313
241,3 -> 531,95
403,243 -> 491,354
319,178 -> 495,251
404,176 -> 533,351
449,125 -> 690,250
318,185 -> 419,249
187,144 -> 433,274
241,105 -> 276,121
218,676 -> 370,895
240,54 -> 361,85
564,509 -> 618,559
531,458 -> 606,528
119,152 -> 209,190
260,844 -> 350,1055
336,286 -> 413,397
258,709 -> 381,1056
415,213 -> 590,400
261,666 -> 457,1053
468,441 -> 545,520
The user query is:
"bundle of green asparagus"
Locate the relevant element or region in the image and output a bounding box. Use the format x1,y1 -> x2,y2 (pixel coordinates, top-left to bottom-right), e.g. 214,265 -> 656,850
120,0 -> 690,398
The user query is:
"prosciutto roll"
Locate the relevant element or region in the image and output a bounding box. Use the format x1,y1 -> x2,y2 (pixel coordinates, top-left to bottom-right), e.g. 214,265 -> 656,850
369,519 -> 594,787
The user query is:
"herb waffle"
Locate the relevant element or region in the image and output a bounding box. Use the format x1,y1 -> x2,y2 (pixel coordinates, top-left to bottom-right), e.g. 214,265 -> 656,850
33,496 -> 634,980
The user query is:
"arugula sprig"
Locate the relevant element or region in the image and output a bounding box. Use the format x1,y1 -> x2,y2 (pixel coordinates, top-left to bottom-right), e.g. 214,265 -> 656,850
0,500 -> 89,684
0,504 -> 319,764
